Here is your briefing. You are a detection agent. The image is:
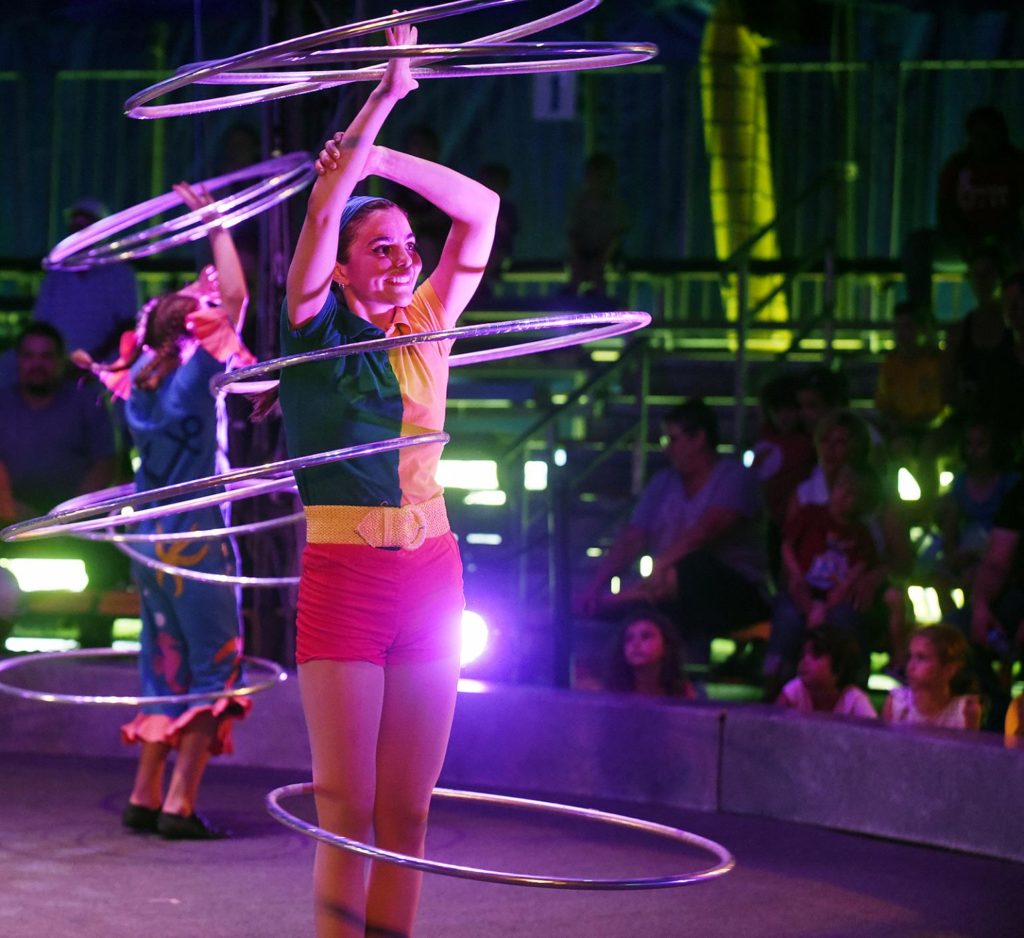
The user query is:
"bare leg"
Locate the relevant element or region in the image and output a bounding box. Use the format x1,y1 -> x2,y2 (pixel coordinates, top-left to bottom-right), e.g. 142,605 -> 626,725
300,660 -> 385,938
162,710 -> 217,816
129,740 -> 170,809
366,655 -> 461,938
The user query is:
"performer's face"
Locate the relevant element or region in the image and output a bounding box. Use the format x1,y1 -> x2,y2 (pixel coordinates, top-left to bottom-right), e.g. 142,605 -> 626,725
336,207 -> 422,314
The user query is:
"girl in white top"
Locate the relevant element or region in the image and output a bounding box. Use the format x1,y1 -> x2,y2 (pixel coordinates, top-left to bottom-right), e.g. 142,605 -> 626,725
883,625 -> 981,730
777,625 -> 877,718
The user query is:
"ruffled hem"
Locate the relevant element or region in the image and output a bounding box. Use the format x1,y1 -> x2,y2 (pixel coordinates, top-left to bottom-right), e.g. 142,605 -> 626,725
120,695 -> 251,756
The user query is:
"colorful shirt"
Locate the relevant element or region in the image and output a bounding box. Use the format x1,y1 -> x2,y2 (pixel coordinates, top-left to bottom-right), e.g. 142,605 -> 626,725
279,282 -> 451,508
784,504 -> 877,593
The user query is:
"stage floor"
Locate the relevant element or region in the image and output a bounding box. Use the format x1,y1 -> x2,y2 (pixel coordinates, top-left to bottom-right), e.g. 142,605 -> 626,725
1,752 -> 1020,938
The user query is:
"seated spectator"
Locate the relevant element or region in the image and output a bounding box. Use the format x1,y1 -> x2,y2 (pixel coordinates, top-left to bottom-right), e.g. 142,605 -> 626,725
791,408 -> 873,511
34,197 -> 139,363
795,366 -> 850,442
931,416 -> 1019,616
765,464 -> 879,693
776,625 -> 876,718
565,152 -> 628,300
901,106 -> 1024,320
605,605 -> 697,699
882,625 -> 981,730
751,372 -> 816,576
0,322 -> 116,519
576,398 -> 771,661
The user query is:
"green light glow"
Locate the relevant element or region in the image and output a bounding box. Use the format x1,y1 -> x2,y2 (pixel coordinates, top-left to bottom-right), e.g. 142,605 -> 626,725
0,558 -> 88,593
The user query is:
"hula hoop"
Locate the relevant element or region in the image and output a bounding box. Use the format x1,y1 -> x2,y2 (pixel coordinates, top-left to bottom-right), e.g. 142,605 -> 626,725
213,311 -> 651,396
114,539 -> 299,589
0,432 -> 448,543
123,0 -> 656,118
190,41 -> 659,86
0,648 -> 286,707
44,152 -> 315,270
76,510 -> 305,544
266,783 -> 734,889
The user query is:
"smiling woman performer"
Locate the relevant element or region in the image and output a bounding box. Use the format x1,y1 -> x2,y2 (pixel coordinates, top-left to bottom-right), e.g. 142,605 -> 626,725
279,21 -> 498,938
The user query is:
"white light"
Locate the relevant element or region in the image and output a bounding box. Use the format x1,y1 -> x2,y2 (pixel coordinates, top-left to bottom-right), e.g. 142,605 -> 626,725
939,471 -> 954,489
0,558 -> 88,593
554,448 -> 567,467
586,547 -> 603,558
5,637 -> 79,653
590,349 -> 620,363
465,533 -> 502,546
130,453 -> 141,473
610,576 -> 621,595
524,461 -> 548,491
464,490 -> 507,507
111,640 -> 142,652
907,585 -> 941,624
897,467 -> 921,502
435,460 -> 498,491
951,588 -> 965,609
460,609 -> 489,668
868,672 -> 901,692
742,449 -> 754,468
639,555 -> 653,577
551,393 -> 568,405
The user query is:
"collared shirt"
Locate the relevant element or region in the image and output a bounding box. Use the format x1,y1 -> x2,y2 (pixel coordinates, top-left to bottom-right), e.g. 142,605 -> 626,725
279,282 -> 451,507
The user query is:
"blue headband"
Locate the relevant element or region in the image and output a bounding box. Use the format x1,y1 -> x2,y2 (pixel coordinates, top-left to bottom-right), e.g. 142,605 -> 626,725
339,195 -> 389,236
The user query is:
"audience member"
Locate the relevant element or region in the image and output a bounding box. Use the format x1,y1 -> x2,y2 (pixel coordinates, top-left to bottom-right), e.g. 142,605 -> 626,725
751,371 -> 817,574
565,152 -> 628,299
577,398 -> 771,660
795,366 -> 850,442
932,416 -> 1019,616
605,605 -> 697,699
765,464 -> 879,693
0,322 -> 116,519
998,271 -> 1024,443
882,625 -> 981,730
901,106 -> 1024,319
33,197 -> 139,362
776,625 -> 876,717
476,162 -> 518,302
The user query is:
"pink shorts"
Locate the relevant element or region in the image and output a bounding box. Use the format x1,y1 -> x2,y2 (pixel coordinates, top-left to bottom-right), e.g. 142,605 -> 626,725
295,531 -> 464,666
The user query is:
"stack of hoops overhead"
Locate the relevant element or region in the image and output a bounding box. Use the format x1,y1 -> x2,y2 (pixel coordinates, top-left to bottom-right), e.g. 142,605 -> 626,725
1,0 -> 736,888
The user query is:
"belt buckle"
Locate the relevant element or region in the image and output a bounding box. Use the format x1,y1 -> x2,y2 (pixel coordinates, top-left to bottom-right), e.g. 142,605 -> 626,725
401,505 -> 428,551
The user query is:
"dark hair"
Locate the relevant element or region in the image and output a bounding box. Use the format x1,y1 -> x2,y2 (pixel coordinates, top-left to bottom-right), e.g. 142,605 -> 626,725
759,372 -> 801,413
606,605 -> 688,696
16,321 -> 65,356
1003,270 -> 1024,297
813,408 -> 872,467
803,625 -> 862,689
337,197 -> 404,263
663,398 -> 719,449
797,366 -> 849,409
961,413 -> 1013,470
965,106 -> 1010,146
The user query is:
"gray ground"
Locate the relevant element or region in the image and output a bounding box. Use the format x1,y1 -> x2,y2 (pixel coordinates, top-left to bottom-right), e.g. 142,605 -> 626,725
1,752 -> 1021,938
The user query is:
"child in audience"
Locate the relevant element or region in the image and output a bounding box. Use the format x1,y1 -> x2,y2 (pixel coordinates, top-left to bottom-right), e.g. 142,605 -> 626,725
882,625 -> 981,729
606,606 -> 697,699
776,625 -> 876,717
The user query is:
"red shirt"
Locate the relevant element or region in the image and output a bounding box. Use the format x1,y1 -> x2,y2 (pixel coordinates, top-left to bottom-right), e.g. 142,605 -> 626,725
784,504 -> 877,593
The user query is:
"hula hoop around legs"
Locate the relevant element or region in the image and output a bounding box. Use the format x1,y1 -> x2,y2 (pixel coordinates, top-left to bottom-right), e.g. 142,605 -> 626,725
213,311 -> 651,396
266,782 -> 735,889
0,648 -> 286,707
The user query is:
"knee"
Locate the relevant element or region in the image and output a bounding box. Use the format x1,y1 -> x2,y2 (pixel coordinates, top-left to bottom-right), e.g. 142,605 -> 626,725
314,784 -> 374,840
373,797 -> 431,851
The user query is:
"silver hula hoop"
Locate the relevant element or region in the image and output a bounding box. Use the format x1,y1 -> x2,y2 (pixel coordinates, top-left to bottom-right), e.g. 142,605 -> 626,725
45,153 -> 315,270
213,311 -> 651,396
123,0 -> 654,119
114,539 -> 299,589
0,648 -> 286,707
266,782 -> 735,889
0,433 -> 448,543
76,509 -> 305,544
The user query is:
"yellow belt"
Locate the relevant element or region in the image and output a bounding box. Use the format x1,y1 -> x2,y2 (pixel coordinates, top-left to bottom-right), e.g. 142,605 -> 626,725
305,495 -> 449,550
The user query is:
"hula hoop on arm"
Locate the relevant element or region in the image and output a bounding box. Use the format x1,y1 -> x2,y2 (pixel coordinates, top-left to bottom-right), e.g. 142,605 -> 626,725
0,433 -> 449,543
44,152 -> 315,270
212,311 -> 652,396
122,0 -> 657,118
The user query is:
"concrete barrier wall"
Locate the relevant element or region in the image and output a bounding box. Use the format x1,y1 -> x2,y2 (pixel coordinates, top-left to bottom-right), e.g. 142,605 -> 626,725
1,662 -> 1021,862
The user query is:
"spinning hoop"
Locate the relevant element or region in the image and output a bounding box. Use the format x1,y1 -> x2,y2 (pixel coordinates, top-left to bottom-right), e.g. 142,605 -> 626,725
213,311 -> 651,396
76,510 -> 305,544
0,433 -> 447,543
124,0 -> 656,118
0,648 -> 285,707
44,152 -> 315,270
266,782 -> 735,889
114,539 -> 299,589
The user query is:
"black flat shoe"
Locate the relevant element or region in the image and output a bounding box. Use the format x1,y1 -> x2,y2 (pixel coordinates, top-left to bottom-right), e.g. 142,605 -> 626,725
122,802 -> 161,833
157,810 -> 225,840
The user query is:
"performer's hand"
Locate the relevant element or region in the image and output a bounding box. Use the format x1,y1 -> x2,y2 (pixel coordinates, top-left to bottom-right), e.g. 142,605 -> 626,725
379,19 -> 419,100
173,181 -> 220,220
